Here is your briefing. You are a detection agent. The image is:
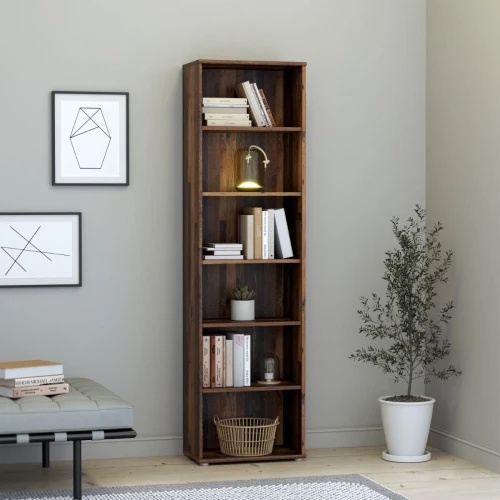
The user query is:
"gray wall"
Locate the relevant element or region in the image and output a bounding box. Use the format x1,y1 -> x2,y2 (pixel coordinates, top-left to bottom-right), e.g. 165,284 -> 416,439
427,0 -> 500,472
0,0 -> 426,462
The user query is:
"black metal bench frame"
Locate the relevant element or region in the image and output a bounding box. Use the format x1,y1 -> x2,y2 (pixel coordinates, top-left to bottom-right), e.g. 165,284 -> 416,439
1,428 -> 137,499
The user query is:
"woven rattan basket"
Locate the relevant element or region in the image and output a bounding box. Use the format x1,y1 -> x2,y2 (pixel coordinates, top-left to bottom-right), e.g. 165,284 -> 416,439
214,416 -> 280,457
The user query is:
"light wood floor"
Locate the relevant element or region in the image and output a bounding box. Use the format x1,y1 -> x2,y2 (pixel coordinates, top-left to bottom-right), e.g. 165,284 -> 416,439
1,446 -> 499,499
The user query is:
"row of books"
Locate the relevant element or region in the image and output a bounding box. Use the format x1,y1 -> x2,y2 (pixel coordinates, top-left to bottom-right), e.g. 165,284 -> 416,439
239,207 -> 293,259
0,360 -> 68,398
203,333 -> 250,388
203,242 -> 243,260
202,97 -> 251,127
235,81 -> 276,127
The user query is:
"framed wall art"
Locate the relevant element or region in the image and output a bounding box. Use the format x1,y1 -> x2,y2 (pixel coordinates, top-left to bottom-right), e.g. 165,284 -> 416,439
0,213 -> 82,287
52,91 -> 129,185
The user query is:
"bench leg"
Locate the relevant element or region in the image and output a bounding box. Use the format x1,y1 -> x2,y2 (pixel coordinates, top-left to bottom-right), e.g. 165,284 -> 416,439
73,440 -> 82,500
42,441 -> 50,468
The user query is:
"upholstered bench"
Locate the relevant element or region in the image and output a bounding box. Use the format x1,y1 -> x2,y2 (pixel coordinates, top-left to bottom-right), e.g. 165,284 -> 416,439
0,378 -> 136,499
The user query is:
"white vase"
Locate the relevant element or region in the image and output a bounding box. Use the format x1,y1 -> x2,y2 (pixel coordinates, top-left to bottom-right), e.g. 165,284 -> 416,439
230,300 -> 255,321
379,396 -> 435,463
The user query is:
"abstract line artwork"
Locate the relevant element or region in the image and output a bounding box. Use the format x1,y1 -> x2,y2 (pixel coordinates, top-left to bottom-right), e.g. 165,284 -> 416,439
1,225 -> 70,277
69,107 -> 111,169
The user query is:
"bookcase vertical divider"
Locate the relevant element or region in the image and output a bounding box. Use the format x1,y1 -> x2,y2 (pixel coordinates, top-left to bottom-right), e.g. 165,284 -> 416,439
183,60 -> 306,464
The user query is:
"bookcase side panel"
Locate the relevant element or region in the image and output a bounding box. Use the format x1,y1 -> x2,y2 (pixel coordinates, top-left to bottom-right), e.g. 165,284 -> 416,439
183,62 -> 203,461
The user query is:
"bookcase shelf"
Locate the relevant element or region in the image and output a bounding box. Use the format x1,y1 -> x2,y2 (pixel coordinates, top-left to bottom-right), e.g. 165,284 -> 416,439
202,318 -> 301,328
202,382 -> 301,394
202,126 -> 302,133
203,192 -> 302,197
183,59 -> 306,464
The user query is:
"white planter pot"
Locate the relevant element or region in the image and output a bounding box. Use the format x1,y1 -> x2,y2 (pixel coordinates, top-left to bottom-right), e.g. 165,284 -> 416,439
379,396 -> 435,463
230,300 -> 255,321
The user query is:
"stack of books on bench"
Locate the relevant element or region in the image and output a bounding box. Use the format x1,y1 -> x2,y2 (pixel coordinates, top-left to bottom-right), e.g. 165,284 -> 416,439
202,97 -> 251,127
203,243 -> 243,260
0,360 -> 68,398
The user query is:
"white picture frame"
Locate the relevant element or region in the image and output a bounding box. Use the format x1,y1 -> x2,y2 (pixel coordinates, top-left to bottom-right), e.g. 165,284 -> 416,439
52,92 -> 129,185
0,213 -> 82,287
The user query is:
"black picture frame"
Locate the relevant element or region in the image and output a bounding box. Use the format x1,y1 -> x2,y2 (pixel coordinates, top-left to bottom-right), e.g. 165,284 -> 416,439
52,91 -> 129,186
0,212 -> 82,288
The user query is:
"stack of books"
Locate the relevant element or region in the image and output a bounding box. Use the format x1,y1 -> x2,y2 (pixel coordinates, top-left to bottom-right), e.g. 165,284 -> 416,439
235,81 -> 276,127
202,97 -> 251,127
238,207 -> 293,259
203,243 -> 243,260
0,360 -> 67,398
203,333 -> 250,388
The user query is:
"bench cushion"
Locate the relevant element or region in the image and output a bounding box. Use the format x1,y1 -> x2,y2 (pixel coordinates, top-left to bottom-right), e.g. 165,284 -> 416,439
0,378 -> 134,435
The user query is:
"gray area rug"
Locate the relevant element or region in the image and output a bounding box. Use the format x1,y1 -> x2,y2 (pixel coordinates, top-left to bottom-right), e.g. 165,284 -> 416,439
0,474 -> 408,499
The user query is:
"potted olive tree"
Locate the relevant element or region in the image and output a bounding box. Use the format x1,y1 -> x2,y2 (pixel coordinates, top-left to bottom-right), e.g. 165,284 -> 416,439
350,205 -> 460,463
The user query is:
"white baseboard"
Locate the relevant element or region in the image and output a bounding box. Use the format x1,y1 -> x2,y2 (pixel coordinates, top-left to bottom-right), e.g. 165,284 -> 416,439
0,427 -> 385,464
429,427 -> 500,473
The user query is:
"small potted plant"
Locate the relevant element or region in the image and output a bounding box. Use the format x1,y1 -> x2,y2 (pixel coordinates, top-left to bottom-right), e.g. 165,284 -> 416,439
350,205 -> 460,463
230,285 -> 256,321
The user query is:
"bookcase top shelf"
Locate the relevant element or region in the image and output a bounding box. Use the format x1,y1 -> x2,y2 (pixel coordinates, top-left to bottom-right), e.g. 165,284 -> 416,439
203,382 -> 301,394
184,59 -> 307,69
202,318 -> 301,328
202,259 -> 302,265
202,192 -> 302,197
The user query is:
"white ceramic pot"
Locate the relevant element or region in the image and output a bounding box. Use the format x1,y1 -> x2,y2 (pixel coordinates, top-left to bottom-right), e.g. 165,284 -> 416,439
230,300 -> 255,321
379,396 -> 435,463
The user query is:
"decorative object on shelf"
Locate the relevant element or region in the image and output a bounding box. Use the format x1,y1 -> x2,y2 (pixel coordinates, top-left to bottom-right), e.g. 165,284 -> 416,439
0,212 -> 82,287
258,352 -> 280,385
214,416 -> 279,457
350,205 -> 460,463
230,284 -> 256,321
235,145 -> 270,191
52,91 -> 129,185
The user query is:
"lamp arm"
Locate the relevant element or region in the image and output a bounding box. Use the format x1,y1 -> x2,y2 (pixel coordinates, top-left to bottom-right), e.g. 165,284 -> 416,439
249,145 -> 270,168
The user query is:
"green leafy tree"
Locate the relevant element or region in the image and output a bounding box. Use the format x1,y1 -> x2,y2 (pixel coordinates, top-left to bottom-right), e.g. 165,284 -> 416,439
350,205 -> 460,397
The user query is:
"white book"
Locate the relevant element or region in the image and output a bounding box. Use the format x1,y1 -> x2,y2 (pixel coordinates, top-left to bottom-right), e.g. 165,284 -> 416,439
0,360 -> 63,380
202,336 -> 210,388
203,97 -> 247,105
262,210 -> 269,259
274,208 -> 293,259
225,333 -> 245,387
205,120 -> 252,127
202,106 -> 249,114
215,335 -> 224,388
203,255 -> 244,260
244,335 -> 251,386
238,215 -> 254,259
225,339 -> 234,387
203,248 -> 241,256
252,83 -> 271,127
0,375 -> 64,388
222,338 -> 226,387
204,113 -> 250,121
203,243 -> 243,249
267,209 -> 275,259
235,82 -> 266,127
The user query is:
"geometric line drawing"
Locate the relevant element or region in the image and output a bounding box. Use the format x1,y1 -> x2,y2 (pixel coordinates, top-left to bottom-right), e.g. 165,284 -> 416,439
1,226 -> 70,276
69,107 -> 111,170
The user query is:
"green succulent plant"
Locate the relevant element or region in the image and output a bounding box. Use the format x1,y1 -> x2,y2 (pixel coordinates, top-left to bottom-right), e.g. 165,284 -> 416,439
231,284 -> 256,301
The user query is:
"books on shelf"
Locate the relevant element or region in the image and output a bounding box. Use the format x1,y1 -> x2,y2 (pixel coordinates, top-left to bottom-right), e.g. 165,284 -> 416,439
237,207 -> 289,260
0,360 -> 66,399
235,81 -> 274,127
202,97 -> 251,127
259,89 -> 276,126
205,333 -> 247,388
203,242 -> 243,260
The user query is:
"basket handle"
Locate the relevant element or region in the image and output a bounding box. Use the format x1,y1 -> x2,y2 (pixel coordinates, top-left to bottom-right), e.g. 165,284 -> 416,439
274,416 -> 280,425
214,415 -> 219,424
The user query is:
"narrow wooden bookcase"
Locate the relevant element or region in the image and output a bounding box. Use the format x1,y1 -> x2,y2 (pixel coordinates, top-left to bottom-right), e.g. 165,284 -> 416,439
183,60 -> 306,464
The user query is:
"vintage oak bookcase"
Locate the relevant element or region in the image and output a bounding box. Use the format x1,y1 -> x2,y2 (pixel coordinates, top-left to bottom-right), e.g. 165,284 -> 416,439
183,59 -> 306,464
